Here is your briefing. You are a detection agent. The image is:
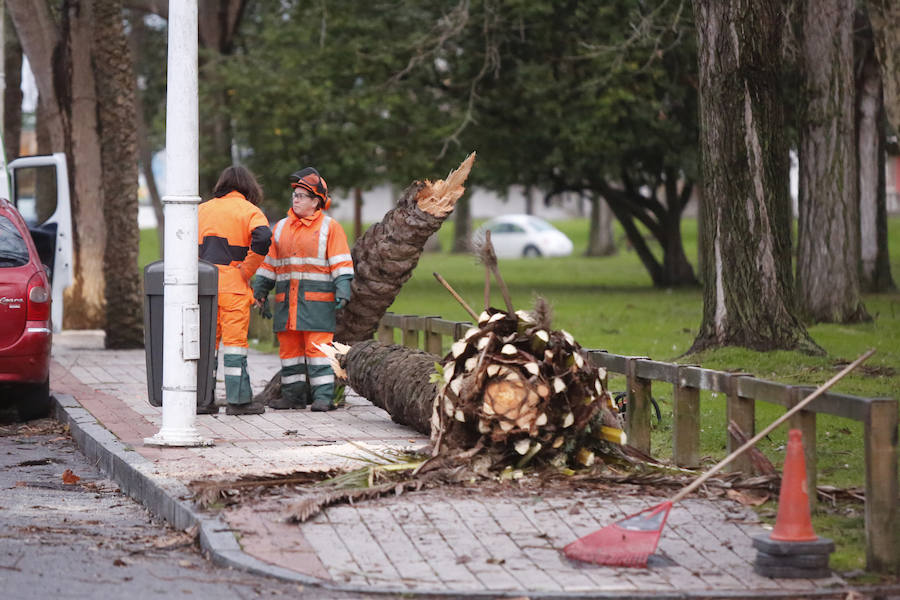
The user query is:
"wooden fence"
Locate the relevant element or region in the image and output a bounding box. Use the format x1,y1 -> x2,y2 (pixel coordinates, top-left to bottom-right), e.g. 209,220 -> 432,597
377,312 -> 900,573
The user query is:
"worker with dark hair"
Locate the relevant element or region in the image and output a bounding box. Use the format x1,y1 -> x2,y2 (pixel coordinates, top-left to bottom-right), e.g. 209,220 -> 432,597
253,167 -> 353,411
198,165 -> 272,415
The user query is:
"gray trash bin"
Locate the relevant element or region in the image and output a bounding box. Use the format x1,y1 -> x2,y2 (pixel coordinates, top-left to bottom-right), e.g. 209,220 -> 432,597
143,260 -> 218,408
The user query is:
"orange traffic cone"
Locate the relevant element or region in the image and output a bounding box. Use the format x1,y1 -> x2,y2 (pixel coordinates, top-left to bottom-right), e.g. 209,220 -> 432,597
769,429 -> 817,542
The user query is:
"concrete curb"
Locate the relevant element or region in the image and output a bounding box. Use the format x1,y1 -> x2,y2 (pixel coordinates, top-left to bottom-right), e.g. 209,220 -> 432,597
52,393 -> 321,588
50,392 -> 898,600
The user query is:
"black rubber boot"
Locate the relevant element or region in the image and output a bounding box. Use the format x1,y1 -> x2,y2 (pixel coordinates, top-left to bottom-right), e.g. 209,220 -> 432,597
310,397 -> 335,412
269,396 -> 306,410
226,400 -> 266,415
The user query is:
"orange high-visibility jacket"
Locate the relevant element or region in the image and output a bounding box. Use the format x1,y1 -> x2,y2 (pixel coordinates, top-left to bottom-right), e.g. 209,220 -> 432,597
198,191 -> 272,296
253,208 -> 353,333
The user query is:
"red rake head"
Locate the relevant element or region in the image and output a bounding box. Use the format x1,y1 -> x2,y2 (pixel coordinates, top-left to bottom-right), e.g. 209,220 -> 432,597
562,501 -> 673,568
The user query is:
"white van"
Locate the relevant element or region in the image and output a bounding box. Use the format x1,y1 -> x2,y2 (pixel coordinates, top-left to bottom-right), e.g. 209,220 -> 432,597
1,152 -> 73,332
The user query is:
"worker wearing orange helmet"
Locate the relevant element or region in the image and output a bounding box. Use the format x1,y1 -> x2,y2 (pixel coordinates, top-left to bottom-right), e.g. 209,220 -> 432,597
198,166 -> 272,415
253,167 -> 353,411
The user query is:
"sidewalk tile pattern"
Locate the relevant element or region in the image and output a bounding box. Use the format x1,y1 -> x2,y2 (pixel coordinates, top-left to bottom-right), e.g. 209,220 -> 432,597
51,346 -> 851,595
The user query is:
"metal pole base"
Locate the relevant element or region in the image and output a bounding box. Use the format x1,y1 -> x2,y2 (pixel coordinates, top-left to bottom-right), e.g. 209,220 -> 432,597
144,430 -> 214,447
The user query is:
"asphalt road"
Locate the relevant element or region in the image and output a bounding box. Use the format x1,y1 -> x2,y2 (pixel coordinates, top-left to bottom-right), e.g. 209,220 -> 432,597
0,417 -> 416,600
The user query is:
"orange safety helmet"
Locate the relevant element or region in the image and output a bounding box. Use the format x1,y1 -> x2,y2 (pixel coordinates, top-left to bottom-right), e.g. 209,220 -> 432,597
289,167 -> 331,211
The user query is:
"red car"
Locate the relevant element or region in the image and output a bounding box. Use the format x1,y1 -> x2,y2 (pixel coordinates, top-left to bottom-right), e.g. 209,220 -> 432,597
0,197 -> 52,420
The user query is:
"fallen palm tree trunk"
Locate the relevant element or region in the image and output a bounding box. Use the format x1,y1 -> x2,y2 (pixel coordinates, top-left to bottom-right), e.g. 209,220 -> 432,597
254,153 -> 475,405
340,340 -> 437,435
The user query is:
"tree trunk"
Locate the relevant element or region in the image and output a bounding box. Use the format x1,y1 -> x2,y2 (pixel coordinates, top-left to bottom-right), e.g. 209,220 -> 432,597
690,0 -> 820,354
524,186 -> 536,215
9,0 -> 108,330
353,186 -> 363,241
342,340 -> 436,435
797,0 -> 868,323
451,192 -> 471,253
4,15 -> 22,161
585,193 -> 616,257
62,0 -> 107,329
128,11 -> 164,259
33,97 -> 57,223
7,1 -> 64,149
95,0 -> 142,348
335,153 -> 475,343
695,184 -> 705,287
868,0 -> 900,133
856,10 -> 896,293
36,97 -> 52,155
600,180 -> 697,287
661,175 -> 697,286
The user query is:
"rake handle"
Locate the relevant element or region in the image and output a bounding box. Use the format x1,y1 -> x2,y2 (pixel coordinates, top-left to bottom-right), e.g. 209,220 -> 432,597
669,348 -> 875,505
484,231 -> 515,314
433,272 -> 480,321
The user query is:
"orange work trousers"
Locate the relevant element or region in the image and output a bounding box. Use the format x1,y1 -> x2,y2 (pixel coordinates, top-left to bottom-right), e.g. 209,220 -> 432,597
216,293 -> 253,405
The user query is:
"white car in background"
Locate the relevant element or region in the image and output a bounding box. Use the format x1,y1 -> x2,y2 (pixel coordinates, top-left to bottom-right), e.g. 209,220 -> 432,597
474,214 -> 574,258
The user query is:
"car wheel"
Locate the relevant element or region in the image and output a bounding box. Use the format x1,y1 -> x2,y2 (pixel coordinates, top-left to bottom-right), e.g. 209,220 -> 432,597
522,245 -> 542,258
15,379 -> 51,421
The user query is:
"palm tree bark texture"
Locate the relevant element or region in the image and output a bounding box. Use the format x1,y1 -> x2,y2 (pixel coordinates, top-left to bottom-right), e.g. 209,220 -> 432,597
95,0 -> 144,348
335,153 -> 475,343
340,340 -> 437,435
690,0 -> 820,354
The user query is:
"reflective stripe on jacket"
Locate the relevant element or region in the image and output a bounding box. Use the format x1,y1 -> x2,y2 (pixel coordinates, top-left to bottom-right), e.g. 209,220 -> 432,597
198,191 -> 272,296
253,208 -> 353,333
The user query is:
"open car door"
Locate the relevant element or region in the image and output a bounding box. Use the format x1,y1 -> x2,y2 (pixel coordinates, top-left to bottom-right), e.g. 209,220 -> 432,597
8,153 -> 73,332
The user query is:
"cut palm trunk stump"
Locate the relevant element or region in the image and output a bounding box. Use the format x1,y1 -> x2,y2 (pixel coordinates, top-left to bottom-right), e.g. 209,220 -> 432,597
328,299 -> 626,471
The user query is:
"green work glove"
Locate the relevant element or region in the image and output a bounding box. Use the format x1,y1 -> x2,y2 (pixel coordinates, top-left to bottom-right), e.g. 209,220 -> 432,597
336,298 -> 348,310
257,296 -> 272,319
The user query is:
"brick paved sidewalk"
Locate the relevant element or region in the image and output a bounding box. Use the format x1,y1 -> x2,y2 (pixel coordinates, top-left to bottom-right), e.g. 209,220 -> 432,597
48,343 -> 867,598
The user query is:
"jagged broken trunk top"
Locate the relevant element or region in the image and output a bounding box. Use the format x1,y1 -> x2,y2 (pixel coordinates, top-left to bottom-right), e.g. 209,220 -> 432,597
335,153 -> 474,343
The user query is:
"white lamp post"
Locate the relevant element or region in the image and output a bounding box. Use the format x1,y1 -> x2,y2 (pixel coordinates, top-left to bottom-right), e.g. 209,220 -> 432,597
145,0 -> 211,447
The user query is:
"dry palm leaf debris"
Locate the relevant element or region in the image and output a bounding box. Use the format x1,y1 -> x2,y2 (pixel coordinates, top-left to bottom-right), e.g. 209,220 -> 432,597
189,471 -> 336,509
284,445 -> 461,523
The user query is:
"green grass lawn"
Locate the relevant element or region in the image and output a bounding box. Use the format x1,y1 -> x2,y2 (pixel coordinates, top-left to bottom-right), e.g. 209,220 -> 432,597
140,215 -> 900,573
